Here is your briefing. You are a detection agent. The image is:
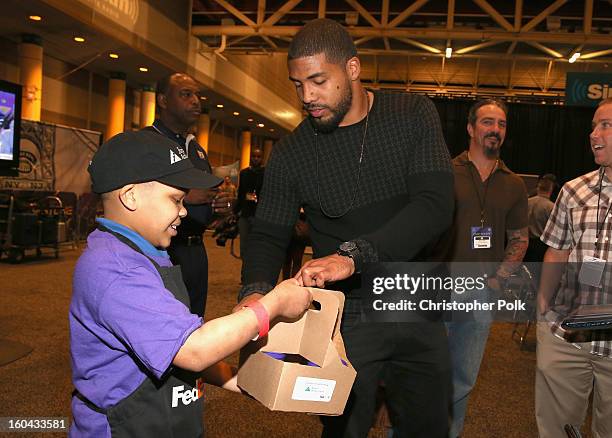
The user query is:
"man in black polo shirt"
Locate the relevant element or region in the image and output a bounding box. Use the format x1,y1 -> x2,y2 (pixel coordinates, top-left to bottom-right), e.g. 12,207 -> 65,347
146,72 -> 231,317
236,19 -> 454,437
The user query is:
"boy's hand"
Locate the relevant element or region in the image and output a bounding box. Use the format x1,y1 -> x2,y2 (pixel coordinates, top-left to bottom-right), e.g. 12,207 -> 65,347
264,279 -> 312,319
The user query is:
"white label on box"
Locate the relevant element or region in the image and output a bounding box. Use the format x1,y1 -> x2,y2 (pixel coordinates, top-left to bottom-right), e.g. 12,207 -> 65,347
291,376 -> 336,402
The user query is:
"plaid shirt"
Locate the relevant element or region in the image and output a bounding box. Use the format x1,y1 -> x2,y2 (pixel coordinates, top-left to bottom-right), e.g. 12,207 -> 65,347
541,168 -> 612,357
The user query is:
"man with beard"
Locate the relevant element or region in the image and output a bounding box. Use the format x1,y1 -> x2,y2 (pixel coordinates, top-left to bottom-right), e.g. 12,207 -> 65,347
438,99 -> 528,437
536,98 -> 612,438
236,18 -> 454,437
145,73 -> 232,317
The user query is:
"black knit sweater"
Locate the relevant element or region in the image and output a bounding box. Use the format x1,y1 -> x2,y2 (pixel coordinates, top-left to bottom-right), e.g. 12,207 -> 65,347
239,91 -> 454,299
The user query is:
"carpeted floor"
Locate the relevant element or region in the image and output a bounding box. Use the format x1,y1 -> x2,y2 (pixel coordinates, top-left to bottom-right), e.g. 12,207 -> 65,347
0,235 -> 561,437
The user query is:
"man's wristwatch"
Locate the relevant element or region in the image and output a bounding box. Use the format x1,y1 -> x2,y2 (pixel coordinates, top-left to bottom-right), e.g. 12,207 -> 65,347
336,241 -> 362,273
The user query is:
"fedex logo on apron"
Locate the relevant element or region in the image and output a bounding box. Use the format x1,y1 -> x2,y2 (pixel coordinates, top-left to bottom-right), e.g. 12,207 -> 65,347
171,378 -> 204,408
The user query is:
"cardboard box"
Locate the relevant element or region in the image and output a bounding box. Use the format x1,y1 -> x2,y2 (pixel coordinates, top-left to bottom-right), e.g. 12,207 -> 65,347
237,288 -> 356,415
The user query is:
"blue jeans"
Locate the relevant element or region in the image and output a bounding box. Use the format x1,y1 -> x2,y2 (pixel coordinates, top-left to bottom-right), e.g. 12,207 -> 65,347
445,287 -> 494,438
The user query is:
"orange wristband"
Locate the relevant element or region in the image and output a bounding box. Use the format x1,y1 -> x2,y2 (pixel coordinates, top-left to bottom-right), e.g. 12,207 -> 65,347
245,300 -> 270,340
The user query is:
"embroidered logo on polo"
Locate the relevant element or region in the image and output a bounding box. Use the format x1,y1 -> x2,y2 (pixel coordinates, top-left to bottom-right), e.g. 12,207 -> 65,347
170,378 -> 204,408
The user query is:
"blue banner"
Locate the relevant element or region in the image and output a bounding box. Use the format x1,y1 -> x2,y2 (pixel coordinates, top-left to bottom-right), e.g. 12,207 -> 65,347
565,72 -> 612,107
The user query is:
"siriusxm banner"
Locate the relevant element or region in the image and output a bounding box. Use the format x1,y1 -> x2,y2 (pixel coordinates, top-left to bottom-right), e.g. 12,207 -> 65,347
565,72 -> 612,107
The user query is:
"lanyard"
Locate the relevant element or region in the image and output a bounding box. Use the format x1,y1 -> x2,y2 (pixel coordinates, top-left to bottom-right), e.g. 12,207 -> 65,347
466,153 -> 498,228
595,167 -> 612,249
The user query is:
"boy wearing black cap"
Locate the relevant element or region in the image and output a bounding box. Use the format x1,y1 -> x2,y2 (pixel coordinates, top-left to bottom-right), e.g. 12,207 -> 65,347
69,131 -> 312,437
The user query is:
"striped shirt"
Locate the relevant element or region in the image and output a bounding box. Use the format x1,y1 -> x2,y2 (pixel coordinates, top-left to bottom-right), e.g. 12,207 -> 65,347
541,167 -> 612,357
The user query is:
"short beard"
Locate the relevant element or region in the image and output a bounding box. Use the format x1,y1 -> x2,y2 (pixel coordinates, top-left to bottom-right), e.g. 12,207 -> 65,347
483,133 -> 502,159
483,145 -> 500,159
308,82 -> 352,134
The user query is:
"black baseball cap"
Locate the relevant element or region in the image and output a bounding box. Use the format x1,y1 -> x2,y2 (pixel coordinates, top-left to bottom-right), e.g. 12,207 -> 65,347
89,130 -> 222,194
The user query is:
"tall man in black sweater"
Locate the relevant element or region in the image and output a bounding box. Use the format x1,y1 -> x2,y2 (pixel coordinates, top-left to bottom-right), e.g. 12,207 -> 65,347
236,19 -> 454,437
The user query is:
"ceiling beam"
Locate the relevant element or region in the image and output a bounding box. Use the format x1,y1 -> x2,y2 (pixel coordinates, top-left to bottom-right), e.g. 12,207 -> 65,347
584,0 -> 593,35
220,45 -> 611,64
399,82 -> 566,98
521,0 -> 568,33
261,35 -> 278,49
525,41 -> 563,58
472,0 -> 513,32
455,39 -> 506,55
213,0 -> 256,27
581,48 -> 612,60
263,0 -> 302,27
393,37 -> 441,54
507,41 -> 517,55
447,0 -> 455,30
381,0 -> 390,26
227,35 -> 252,47
346,0 -> 381,28
318,0 -> 326,19
355,36 -> 374,46
257,0 -> 265,26
568,44 -> 583,58
389,0 -> 430,28
514,0 -> 523,31
544,59 -> 554,91
192,25 -> 612,46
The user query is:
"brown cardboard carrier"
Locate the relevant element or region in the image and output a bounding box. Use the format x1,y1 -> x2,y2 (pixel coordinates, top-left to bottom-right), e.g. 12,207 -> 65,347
237,288 -> 357,415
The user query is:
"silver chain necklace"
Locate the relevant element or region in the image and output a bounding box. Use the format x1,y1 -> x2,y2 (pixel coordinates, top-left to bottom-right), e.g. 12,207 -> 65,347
315,90 -> 370,219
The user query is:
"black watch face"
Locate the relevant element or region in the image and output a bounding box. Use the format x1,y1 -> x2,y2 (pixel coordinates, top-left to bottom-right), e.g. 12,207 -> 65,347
340,241 -> 356,253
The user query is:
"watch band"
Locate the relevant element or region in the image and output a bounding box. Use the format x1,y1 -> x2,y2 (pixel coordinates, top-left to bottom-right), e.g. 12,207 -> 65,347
337,240 -> 363,273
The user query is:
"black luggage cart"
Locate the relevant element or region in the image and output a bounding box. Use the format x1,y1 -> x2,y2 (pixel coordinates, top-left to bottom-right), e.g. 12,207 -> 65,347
0,194 -> 67,263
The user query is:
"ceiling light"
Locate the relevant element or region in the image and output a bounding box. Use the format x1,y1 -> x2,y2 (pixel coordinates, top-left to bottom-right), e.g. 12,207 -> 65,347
109,53 -> 119,59
200,96 -> 207,100
216,104 -> 224,109
257,123 -> 264,128
445,47 -> 452,58
233,111 -> 240,116
269,128 -> 275,132
73,36 -> 85,43
568,52 -> 580,63
29,15 -> 42,21
247,117 -> 254,122
139,67 -> 148,72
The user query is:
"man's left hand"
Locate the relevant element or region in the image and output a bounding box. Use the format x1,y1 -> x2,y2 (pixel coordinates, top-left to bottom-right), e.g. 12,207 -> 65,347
212,193 -> 235,214
294,254 -> 355,288
186,188 -> 217,204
